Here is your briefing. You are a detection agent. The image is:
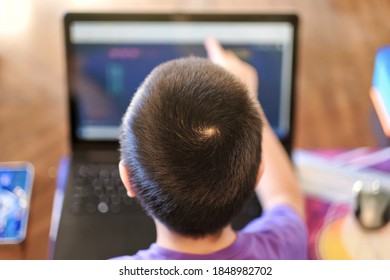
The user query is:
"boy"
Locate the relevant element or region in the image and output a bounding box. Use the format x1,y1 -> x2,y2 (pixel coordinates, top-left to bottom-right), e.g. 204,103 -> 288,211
114,38 -> 307,259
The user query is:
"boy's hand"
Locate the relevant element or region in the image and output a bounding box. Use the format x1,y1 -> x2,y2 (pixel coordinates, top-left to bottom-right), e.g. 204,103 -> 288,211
204,37 -> 259,99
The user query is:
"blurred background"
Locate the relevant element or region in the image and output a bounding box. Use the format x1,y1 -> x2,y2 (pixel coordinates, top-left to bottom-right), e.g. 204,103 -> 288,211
0,0 -> 389,259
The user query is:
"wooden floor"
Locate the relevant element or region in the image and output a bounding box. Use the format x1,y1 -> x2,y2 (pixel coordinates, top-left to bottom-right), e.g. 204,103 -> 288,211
0,0 -> 389,259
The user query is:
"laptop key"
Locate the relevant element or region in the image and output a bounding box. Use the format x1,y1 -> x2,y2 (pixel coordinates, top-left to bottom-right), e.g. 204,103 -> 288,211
106,188 -> 116,197
99,168 -> 110,179
99,194 -> 109,204
77,165 -> 89,177
93,187 -> 103,196
97,202 -> 109,213
118,187 -> 127,197
110,203 -> 120,213
111,194 -> 121,205
123,196 -> 133,205
86,202 -> 97,214
70,201 -> 82,214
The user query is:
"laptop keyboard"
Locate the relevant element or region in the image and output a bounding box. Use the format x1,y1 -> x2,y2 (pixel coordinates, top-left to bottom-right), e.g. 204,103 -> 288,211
70,164 -> 134,214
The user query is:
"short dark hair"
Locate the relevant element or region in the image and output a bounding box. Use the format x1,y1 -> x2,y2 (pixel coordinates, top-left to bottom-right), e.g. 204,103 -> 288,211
120,57 -> 262,237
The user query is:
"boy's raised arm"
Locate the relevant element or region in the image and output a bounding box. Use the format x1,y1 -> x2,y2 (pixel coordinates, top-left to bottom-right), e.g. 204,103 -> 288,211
205,38 -> 305,218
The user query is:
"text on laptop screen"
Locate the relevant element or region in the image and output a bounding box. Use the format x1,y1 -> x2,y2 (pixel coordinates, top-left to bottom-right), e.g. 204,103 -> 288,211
68,21 -> 294,140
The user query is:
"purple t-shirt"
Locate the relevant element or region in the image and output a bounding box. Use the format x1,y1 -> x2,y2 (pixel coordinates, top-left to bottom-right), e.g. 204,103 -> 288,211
111,205 -> 308,260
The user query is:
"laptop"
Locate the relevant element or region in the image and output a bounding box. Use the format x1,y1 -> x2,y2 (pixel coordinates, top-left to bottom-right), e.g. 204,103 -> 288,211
51,13 -> 299,259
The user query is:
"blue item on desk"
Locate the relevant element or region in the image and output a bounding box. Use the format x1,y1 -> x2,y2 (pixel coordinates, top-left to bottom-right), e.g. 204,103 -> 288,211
48,157 -> 69,257
372,46 -> 390,111
0,162 -> 34,244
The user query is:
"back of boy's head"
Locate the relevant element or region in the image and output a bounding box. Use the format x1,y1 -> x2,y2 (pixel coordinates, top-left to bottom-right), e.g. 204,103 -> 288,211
120,57 -> 263,237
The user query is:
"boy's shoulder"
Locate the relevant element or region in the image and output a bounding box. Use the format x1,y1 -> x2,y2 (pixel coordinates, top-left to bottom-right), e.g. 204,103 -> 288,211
240,205 -> 308,259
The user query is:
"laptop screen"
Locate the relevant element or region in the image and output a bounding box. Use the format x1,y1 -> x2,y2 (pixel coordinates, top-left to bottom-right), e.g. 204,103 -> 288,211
65,14 -> 298,147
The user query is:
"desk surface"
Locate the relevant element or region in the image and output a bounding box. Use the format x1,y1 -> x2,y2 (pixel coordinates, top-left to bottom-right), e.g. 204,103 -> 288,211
1,0 -> 389,259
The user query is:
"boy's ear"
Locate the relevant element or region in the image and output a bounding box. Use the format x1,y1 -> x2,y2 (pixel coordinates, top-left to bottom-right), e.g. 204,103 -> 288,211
255,160 -> 265,188
119,160 -> 137,198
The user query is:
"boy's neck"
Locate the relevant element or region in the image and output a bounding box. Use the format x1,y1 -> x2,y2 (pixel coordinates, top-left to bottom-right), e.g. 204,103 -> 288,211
155,220 -> 236,254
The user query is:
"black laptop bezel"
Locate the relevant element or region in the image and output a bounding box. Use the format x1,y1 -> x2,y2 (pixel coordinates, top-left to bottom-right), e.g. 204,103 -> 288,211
64,12 -> 299,153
